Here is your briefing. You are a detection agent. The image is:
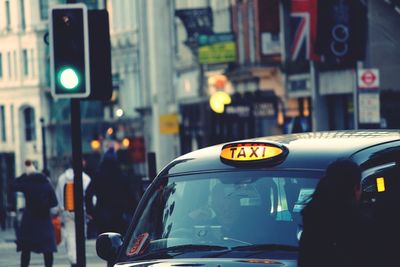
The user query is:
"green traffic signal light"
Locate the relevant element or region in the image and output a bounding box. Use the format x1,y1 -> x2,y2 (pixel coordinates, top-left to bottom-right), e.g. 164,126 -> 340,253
58,67 -> 80,90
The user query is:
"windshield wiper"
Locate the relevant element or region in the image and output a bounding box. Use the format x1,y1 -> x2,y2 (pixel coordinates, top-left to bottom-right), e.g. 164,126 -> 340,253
162,244 -> 229,252
231,244 -> 298,252
132,244 -> 229,260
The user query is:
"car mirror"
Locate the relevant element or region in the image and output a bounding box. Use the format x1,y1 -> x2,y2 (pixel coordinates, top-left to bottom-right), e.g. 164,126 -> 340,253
96,232 -> 123,262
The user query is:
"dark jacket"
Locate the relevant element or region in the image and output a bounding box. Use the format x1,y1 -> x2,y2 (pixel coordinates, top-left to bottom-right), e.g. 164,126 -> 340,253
298,202 -> 366,267
85,153 -> 129,235
13,172 -> 58,253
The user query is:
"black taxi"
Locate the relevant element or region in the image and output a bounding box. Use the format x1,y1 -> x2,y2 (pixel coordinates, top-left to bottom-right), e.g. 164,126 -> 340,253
96,130 -> 400,267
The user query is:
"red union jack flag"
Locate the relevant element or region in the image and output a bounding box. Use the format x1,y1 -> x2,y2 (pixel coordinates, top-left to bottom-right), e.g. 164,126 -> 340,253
290,0 -> 319,62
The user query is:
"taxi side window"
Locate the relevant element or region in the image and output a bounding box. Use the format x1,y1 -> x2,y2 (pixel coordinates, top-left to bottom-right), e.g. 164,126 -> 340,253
361,162 -> 400,228
361,162 -> 399,204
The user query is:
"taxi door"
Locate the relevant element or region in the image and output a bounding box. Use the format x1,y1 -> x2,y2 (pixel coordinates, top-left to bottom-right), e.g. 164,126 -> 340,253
355,142 -> 400,266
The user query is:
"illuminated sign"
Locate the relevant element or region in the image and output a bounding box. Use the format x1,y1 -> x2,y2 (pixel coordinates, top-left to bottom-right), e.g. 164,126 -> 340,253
376,177 -> 385,192
220,142 -> 288,165
209,91 -> 231,113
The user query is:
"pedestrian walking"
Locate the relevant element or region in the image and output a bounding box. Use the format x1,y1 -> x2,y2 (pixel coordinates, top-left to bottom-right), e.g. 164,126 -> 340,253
297,159 -> 367,267
85,147 -> 130,235
55,163 -> 91,267
12,160 -> 58,267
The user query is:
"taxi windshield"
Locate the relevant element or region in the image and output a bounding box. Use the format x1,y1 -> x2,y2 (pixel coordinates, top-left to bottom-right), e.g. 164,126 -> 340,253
124,170 -> 320,259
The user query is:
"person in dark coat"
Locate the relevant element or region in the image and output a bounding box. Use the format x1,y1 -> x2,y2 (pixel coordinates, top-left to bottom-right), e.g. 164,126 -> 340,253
13,160 -> 58,267
298,159 -> 368,267
85,148 -> 129,235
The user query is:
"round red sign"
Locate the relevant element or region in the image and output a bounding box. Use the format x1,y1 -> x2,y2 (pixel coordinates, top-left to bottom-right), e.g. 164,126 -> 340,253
361,70 -> 376,86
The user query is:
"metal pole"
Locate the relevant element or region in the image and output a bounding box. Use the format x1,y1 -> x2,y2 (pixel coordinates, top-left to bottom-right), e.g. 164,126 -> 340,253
70,99 -> 86,267
354,61 -> 364,130
40,118 -> 48,175
65,1 -> 86,265
310,61 -> 319,131
353,68 -> 359,130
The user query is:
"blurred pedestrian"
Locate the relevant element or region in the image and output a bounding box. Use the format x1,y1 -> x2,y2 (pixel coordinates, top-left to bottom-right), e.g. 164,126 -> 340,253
86,147 -> 129,235
12,160 -> 58,267
0,205 -> 6,230
298,159 -> 366,267
55,162 -> 91,267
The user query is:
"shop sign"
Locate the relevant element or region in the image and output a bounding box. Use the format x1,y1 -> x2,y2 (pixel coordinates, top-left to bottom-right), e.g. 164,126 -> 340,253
253,102 -> 275,117
225,105 -> 251,118
175,7 -> 213,40
198,33 -> 236,64
160,114 -> 180,135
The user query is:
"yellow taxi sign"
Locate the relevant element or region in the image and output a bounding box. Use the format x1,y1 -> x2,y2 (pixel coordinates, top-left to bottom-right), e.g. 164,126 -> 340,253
376,177 -> 385,192
220,142 -> 288,164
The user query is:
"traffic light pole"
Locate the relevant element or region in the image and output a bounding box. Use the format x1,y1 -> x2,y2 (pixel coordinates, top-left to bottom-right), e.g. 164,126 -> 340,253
70,99 -> 86,267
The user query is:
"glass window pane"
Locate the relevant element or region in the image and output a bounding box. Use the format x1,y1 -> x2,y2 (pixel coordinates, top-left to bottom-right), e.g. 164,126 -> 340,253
0,53 -> 3,78
23,49 -> 28,76
39,0 -> 49,20
24,107 -> 36,141
0,106 -> 6,142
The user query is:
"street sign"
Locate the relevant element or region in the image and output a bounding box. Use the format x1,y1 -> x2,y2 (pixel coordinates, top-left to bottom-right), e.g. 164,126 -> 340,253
358,69 -> 380,89
358,93 -> 380,124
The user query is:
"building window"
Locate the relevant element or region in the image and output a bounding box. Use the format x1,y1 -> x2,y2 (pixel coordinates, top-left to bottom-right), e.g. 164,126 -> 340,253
0,106 -> 6,142
7,52 -> 11,79
20,0 -> 26,31
22,49 -> 28,76
11,105 -> 14,143
0,53 -> 3,79
24,107 -> 36,141
30,48 -> 35,77
39,0 -> 49,20
13,51 -> 17,79
5,1 -> 11,31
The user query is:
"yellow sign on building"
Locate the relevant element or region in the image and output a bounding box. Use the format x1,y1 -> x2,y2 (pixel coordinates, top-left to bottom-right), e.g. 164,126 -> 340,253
160,114 -> 180,134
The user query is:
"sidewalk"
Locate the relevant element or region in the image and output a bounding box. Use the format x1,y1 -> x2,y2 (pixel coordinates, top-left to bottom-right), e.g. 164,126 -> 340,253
0,227 -> 15,243
0,228 -> 106,267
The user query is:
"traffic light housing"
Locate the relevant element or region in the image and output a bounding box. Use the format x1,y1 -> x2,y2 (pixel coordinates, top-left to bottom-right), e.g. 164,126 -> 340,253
49,4 -> 112,100
50,4 -> 90,98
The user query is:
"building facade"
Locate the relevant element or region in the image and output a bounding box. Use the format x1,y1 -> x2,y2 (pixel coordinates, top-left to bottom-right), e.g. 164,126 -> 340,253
0,0 -> 57,217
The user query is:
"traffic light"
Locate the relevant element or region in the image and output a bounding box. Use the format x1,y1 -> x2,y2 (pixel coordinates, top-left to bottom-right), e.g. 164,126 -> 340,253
49,4 -> 112,100
49,4 -> 90,98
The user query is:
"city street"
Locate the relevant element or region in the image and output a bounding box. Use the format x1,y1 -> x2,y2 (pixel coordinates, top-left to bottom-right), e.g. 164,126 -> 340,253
0,228 -> 105,267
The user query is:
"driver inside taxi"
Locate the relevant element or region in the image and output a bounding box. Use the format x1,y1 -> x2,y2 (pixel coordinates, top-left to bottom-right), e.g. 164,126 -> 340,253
210,184 -> 241,233
187,183 -> 244,242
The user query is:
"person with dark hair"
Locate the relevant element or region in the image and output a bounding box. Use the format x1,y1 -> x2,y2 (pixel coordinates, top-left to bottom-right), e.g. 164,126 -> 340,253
298,159 -> 366,267
13,160 -> 58,267
85,147 -> 130,235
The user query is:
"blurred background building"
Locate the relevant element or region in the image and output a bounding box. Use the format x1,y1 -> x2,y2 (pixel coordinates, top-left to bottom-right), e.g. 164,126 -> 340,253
0,0 -> 400,222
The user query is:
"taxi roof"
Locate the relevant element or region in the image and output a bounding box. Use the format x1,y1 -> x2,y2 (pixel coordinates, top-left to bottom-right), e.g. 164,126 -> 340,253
159,130 -> 400,177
